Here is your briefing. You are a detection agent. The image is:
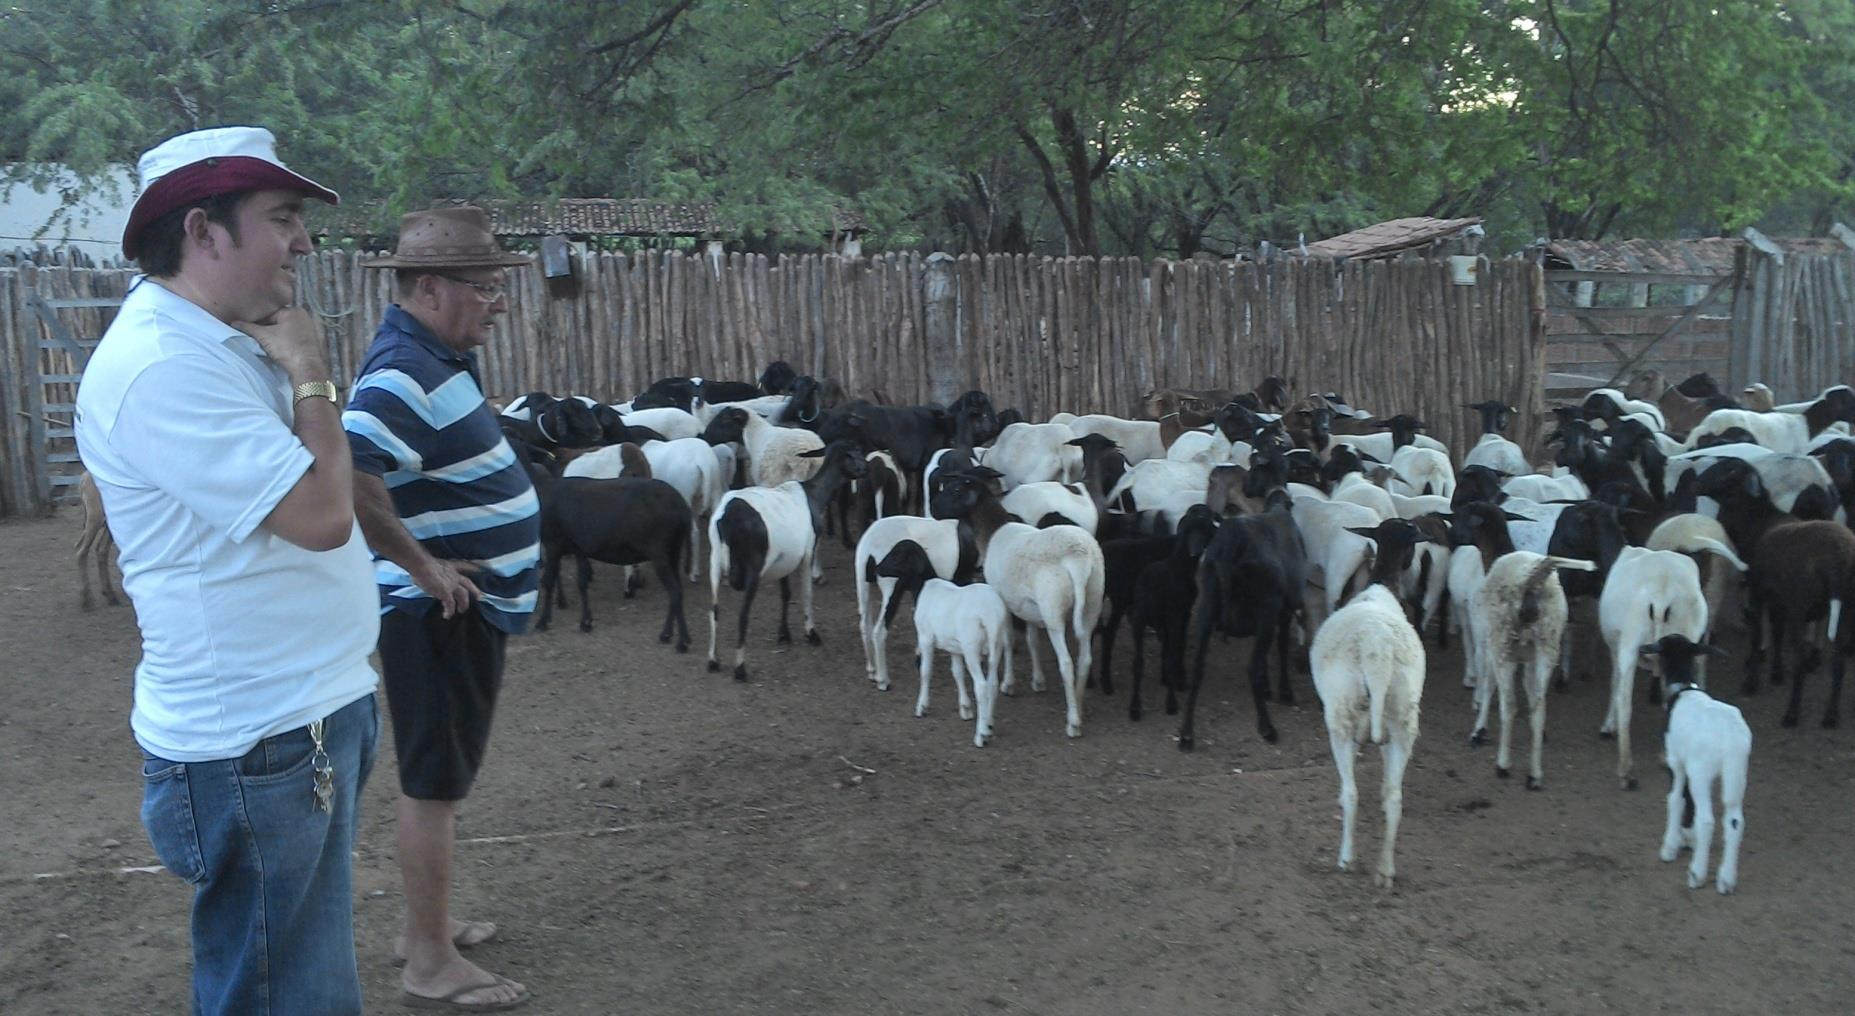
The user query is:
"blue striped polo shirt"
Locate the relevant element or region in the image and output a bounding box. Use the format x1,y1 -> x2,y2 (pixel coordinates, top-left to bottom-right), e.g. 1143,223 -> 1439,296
343,304 -> 540,633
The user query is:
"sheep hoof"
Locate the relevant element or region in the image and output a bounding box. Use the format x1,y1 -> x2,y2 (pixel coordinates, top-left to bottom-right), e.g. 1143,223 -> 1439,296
707,660 -> 721,673
1823,712 -> 1840,729
1740,680 -> 1760,697
1687,871 -> 1706,890
733,664 -> 749,682
1716,879 -> 1736,896
777,629 -> 792,644
1129,705 -> 1143,722
1525,776 -> 1542,791
1622,776 -> 1639,791
1373,872 -> 1395,890
915,705 -> 927,718
1336,859 -> 1351,872
1178,735 -> 1196,753
658,631 -> 671,643
1495,765 -> 1511,780
1597,729 -> 1615,741
675,642 -> 689,654
959,706 -> 974,720
1259,725 -> 1278,744
579,621 -> 593,633
1468,730 -> 1485,747
806,629 -> 822,645
1066,722 -> 1081,738
1781,711 -> 1800,729
1277,690 -> 1297,707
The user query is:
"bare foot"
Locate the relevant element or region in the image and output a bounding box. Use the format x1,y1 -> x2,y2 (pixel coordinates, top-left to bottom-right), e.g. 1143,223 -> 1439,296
393,918 -> 497,964
402,955 -> 528,1010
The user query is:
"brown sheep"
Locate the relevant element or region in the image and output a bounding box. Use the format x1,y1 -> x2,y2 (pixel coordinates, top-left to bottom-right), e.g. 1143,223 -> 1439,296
75,471 -> 120,610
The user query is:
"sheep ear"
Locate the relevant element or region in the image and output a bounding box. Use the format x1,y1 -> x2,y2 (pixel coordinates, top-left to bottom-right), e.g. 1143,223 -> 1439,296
1704,644 -> 1729,658
1637,644 -> 1661,658
1344,526 -> 1379,539
796,446 -> 827,458
1502,510 -> 1532,522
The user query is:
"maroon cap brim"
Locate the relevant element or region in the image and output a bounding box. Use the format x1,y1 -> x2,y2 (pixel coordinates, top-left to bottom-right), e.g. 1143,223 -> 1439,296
122,156 -> 339,260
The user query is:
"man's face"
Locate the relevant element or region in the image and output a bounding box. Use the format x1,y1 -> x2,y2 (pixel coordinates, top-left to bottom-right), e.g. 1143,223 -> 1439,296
424,269 -> 508,352
220,189 -> 313,323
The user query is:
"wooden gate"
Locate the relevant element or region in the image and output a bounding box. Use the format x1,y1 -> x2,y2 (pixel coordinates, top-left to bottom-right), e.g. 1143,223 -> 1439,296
1542,268 -> 1736,402
25,296 -> 118,508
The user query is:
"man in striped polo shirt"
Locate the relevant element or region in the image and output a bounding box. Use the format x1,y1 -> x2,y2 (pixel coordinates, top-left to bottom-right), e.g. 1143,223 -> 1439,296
344,206 -> 536,1011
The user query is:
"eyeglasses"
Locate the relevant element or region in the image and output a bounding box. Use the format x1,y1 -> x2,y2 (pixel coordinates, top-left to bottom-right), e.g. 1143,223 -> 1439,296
436,274 -> 506,303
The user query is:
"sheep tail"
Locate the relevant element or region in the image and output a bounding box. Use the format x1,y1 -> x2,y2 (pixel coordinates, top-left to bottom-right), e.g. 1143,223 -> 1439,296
1105,470 -> 1137,507
1368,674 -> 1390,745
1688,537 -> 1748,573
1068,558 -> 1092,643
1517,557 -> 1576,625
1831,598 -> 1843,642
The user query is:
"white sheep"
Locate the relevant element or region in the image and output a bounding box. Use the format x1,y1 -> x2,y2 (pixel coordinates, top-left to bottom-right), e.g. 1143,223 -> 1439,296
1388,445 -> 1456,499
1683,408 -> 1811,453
702,405 -> 825,488
1002,481 -> 1099,534
1291,495 -> 1383,630
1063,413 -> 1166,464
1310,518 -> 1429,889
1597,547 -> 1717,790
620,406 -> 704,442
1645,514 -> 1746,658
1330,472 -> 1398,521
1642,635 -> 1751,894
853,516 -> 976,692
1329,430 -> 1449,461
1463,432 -> 1530,476
1501,472 -> 1589,503
872,540 -> 1011,747
1105,458 -> 1213,515
1471,551 -> 1598,788
986,422 -> 1082,488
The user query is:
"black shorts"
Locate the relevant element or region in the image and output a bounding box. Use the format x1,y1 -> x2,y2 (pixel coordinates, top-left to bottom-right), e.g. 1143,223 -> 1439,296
378,607 -> 507,801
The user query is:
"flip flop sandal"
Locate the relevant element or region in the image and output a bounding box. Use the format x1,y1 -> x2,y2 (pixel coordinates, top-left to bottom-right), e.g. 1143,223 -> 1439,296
392,921 -> 500,967
400,974 -> 531,1011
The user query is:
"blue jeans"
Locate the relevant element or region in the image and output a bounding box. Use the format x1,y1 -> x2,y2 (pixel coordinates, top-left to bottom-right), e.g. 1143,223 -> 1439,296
140,693 -> 379,1016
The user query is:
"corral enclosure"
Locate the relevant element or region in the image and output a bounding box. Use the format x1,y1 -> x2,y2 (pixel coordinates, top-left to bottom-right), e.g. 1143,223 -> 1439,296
5,511 -> 1855,1014
4,243 -> 1854,517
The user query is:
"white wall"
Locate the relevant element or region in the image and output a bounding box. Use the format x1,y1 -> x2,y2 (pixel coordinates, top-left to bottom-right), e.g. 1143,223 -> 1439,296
0,164 -> 136,262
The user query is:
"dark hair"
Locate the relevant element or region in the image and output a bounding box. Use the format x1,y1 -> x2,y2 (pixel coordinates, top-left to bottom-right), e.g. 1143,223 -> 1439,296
133,191 -> 250,277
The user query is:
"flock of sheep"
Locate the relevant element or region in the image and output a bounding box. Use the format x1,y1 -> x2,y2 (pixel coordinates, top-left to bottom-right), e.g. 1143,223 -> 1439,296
75,362 -> 1855,898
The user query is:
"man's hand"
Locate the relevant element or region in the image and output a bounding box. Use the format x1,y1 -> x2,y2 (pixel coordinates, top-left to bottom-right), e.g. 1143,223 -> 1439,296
411,558 -> 483,619
241,307 -> 330,384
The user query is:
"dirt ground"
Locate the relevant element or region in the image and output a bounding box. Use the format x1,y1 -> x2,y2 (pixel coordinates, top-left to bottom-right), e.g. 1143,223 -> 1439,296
4,510 -> 1855,1015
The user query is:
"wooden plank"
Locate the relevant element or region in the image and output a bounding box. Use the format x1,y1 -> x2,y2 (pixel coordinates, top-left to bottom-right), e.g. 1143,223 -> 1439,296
1545,270 -> 1728,287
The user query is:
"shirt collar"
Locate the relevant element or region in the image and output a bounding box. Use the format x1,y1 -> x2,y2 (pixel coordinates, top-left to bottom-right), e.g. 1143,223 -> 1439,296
128,276 -> 265,357
384,304 -> 477,370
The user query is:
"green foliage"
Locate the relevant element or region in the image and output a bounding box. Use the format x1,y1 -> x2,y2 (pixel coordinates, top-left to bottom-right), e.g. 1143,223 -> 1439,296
3,0 -> 1852,255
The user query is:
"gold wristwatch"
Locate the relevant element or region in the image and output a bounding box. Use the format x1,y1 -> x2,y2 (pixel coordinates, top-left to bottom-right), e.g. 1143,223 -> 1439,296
292,380 -> 339,407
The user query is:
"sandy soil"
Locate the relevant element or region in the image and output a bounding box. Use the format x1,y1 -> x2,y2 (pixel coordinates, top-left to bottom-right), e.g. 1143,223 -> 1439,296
4,510 -> 1854,1015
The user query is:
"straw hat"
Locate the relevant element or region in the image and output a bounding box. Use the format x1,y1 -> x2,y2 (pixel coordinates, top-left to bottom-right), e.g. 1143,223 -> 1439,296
361,207 -> 532,269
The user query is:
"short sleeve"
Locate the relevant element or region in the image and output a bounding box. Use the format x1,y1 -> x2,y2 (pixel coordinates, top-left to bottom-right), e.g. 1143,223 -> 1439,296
343,367 -> 429,478
107,354 -> 313,544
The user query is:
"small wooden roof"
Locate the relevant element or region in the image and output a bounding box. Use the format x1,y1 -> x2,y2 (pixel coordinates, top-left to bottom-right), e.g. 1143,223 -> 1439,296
1544,236 -> 1850,275
1300,216 -> 1483,259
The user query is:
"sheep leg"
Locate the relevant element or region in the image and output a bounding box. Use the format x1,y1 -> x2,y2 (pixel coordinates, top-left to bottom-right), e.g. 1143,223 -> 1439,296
688,515 -> 703,582
776,576 -> 794,644
732,571 -> 760,682
1825,651 -> 1845,729
1660,765 -> 1690,863
576,554 -> 597,633
1179,586 -> 1220,752
1001,616 -> 1027,696
1717,758 -> 1747,894
536,545 -> 561,632
1128,620 -> 1149,722
1469,648 -> 1495,747
1249,606 -> 1280,743
706,541 -> 725,673
1527,654 -> 1551,790
654,556 -> 688,651
1377,736 -> 1411,889
77,546 -> 94,611
1686,774 -> 1717,891
872,578 -> 900,690
1778,617 -> 1805,728
953,648 -> 979,721
1046,622 -> 1084,738
974,633 -> 1002,747
1494,664 -> 1516,780
1742,597 -> 1767,695
623,563 -> 640,599
1614,660 -> 1638,790
915,637 -> 935,718
836,484 -> 855,549
1024,621 -> 1048,693
857,573 -> 878,684
1554,625 -> 1572,691
1274,610 -> 1296,706
801,549 -> 820,644
1094,598 -> 1126,695
1329,732 -> 1358,873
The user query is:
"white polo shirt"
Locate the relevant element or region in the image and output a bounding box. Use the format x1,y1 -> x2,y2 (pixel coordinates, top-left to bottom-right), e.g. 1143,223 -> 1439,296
75,278 -> 379,762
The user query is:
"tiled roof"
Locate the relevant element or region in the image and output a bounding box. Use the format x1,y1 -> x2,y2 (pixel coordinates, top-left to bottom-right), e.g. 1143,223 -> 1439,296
314,198 -> 868,240
1300,216 -> 1484,259
1544,236 -> 1851,275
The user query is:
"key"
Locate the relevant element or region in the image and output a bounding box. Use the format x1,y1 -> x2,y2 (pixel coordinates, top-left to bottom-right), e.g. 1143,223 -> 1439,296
313,766 -> 335,813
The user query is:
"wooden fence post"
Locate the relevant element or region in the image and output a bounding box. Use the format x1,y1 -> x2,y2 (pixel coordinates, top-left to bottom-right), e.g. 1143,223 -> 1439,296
923,252 -> 959,406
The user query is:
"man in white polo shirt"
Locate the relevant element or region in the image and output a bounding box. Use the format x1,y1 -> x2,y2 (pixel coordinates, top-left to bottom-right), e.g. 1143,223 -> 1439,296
74,126 -> 380,1016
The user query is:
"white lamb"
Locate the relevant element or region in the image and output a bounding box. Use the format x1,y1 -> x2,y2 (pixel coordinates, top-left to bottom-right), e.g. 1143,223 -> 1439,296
1388,445 -> 1456,499
1463,433 -> 1529,475
1645,514 -> 1745,648
854,516 -> 974,692
1471,551 -> 1598,789
1501,472 -> 1589,503
1105,459 -> 1213,514
1311,517 -> 1429,889
704,405 -> 825,488
873,540 -> 1012,747
1063,414 -> 1165,464
1002,481 -> 1099,534
620,406 -> 704,442
1291,495 -> 1383,630
1597,547 -> 1718,790
1330,472 -> 1397,521
1642,635 -> 1751,894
